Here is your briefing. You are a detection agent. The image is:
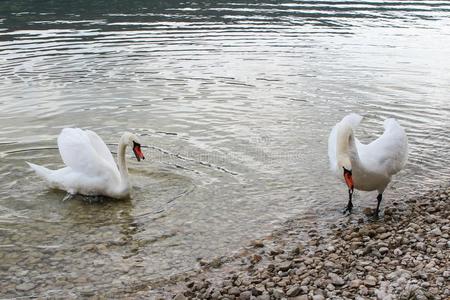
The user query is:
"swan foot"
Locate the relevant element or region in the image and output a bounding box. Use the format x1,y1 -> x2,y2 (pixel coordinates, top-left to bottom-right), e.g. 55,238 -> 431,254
343,203 -> 353,215
343,189 -> 354,215
62,193 -> 75,202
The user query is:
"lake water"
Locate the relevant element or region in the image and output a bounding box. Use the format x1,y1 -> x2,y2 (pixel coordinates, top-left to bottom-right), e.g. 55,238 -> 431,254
1,0 -> 450,297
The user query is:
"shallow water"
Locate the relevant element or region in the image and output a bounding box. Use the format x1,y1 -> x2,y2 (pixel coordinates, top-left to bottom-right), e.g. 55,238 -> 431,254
1,0 -> 450,297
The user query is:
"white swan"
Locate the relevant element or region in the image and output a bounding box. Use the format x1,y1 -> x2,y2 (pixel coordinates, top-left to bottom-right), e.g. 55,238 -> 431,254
27,128 -> 145,199
328,113 -> 408,216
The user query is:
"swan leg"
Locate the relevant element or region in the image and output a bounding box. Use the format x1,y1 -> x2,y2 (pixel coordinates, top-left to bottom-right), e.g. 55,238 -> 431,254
375,193 -> 383,216
343,189 -> 353,214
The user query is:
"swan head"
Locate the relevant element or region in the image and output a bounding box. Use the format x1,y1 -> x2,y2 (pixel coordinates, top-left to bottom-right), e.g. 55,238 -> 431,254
338,157 -> 353,191
122,132 -> 145,162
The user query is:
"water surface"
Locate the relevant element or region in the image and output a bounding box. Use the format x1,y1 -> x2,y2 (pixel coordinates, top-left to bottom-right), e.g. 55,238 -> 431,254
1,0 -> 450,297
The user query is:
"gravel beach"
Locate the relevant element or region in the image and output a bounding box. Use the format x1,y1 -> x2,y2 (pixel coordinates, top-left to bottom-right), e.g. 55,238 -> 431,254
127,186 -> 450,300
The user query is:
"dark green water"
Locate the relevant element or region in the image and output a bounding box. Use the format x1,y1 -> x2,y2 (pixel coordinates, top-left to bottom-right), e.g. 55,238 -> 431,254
1,0 -> 450,297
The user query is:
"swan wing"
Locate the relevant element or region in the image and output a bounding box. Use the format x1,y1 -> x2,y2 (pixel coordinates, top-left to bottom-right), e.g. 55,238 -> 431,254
328,125 -> 339,175
85,130 -> 118,171
328,113 -> 363,175
57,128 -> 113,177
362,118 -> 408,176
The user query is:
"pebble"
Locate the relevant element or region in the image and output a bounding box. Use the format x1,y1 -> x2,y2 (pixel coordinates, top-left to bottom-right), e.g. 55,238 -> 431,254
430,227 -> 442,236
173,293 -> 186,300
364,275 -> 377,287
228,287 -> 240,295
329,272 -> 345,286
15,283 -> 35,291
286,285 -> 301,297
272,288 -> 285,299
349,279 -> 360,288
278,261 -> 293,272
143,187 -> 450,300
416,242 -> 426,251
239,290 -> 252,300
393,248 -> 403,256
379,247 -> 389,255
257,294 -> 270,300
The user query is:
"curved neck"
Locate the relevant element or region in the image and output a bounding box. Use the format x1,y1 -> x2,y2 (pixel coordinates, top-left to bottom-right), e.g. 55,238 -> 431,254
117,139 -> 129,187
337,124 -> 360,166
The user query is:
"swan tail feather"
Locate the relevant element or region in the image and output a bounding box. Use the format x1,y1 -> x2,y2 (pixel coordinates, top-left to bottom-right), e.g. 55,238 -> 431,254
27,162 -> 53,181
341,113 -> 363,130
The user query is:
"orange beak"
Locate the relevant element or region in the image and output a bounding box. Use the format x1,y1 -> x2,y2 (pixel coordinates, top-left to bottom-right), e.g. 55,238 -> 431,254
343,168 -> 354,190
132,142 -> 145,162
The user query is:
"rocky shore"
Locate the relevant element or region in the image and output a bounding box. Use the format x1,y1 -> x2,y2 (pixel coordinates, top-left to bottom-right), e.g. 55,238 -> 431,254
129,186 -> 449,300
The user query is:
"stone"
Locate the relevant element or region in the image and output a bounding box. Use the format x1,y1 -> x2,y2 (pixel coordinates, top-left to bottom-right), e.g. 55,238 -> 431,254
239,291 -> 252,300
294,296 -> 308,300
251,254 -> 262,264
359,285 -> 369,295
363,207 -> 374,216
393,248 -> 403,256
272,288 -> 285,299
329,272 -> 345,286
364,275 -> 377,287
278,261 -> 292,272
350,279 -> 361,288
379,247 -> 389,255
416,242 -> 426,251
430,227 -> 442,236
312,295 -> 325,300
253,285 -> 265,295
252,240 -> 265,248
173,293 -> 186,300
16,283 -> 35,292
229,287 -> 240,295
378,232 -> 391,240
211,290 -> 221,299
286,285 -> 301,297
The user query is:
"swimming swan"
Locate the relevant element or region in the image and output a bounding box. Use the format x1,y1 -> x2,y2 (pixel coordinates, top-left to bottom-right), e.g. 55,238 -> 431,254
27,128 -> 145,199
328,113 -> 408,216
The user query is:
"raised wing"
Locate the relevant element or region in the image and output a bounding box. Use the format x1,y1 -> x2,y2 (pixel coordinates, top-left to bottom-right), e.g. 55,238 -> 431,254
57,128 -> 114,177
85,130 -> 118,171
362,118 -> 408,176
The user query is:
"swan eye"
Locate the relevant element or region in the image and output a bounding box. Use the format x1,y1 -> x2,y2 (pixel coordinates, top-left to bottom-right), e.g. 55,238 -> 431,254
343,167 -> 352,175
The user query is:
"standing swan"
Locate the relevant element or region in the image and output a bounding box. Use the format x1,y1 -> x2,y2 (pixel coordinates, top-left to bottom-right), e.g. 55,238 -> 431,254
27,128 -> 145,199
328,113 -> 408,216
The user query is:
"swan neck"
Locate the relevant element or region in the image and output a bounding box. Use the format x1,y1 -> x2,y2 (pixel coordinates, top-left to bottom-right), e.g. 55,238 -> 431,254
117,139 -> 129,184
337,125 -> 360,166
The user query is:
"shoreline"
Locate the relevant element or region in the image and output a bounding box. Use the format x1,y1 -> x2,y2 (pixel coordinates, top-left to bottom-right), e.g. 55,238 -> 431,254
121,185 -> 449,299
